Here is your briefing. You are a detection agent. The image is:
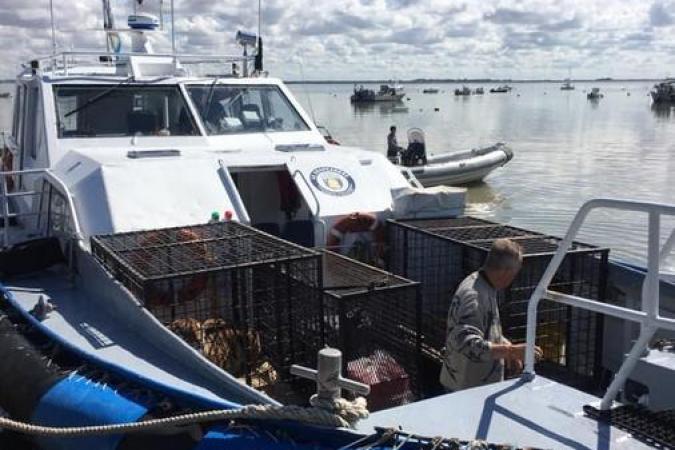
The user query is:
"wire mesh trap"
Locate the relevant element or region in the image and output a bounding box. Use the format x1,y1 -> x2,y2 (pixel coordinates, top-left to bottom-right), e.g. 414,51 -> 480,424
92,221 -> 322,395
386,217 -> 609,392
318,250 -> 422,411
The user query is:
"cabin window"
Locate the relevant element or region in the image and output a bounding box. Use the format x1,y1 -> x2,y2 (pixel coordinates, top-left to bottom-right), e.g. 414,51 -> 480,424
53,85 -> 199,138
37,181 -> 73,237
11,86 -> 22,140
186,85 -> 310,135
25,87 -> 39,160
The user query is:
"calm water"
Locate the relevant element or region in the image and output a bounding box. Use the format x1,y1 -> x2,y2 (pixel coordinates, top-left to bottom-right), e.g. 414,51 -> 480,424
288,81 -> 675,271
1,81 -> 673,270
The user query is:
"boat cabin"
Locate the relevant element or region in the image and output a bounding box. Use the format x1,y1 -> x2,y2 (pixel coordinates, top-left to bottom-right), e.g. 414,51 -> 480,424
1,52 -> 461,257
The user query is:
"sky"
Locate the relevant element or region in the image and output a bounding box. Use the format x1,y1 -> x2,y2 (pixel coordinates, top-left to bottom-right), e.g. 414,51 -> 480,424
0,0 -> 674,80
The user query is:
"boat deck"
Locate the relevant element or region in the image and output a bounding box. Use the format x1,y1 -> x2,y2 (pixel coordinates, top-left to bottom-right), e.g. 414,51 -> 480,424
1,268 -> 273,409
357,376 -> 651,449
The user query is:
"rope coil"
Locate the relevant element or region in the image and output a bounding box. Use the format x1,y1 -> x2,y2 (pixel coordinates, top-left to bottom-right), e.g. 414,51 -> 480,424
0,403 -> 364,437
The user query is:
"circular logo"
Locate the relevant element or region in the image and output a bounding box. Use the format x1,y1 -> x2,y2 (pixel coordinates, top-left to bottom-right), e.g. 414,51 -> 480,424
309,167 -> 355,196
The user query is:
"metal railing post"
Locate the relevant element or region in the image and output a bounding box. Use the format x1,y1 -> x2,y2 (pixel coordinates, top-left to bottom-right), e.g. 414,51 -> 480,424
522,199 -> 675,412
0,174 -> 9,248
523,201 -> 593,376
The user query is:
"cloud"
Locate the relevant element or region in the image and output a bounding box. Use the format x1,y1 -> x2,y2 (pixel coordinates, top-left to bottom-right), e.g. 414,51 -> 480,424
484,8 -> 548,25
0,0 -> 672,80
649,1 -> 674,27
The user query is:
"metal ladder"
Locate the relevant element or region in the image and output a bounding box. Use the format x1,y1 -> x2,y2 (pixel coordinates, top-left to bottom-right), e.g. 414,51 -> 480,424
523,198 -> 675,410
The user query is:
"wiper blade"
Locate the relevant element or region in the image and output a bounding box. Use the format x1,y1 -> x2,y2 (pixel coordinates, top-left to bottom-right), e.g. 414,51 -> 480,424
63,76 -> 134,119
202,77 -> 220,120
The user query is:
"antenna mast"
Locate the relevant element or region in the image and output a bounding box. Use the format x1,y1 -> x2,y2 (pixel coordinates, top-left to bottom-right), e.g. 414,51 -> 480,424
170,0 -> 176,55
49,0 -> 57,55
258,0 -> 261,43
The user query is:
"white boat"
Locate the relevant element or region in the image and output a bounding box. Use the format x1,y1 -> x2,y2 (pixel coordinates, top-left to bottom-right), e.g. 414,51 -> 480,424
395,129 -> 513,186
404,144 -> 513,186
0,2 -> 673,449
489,84 -> 512,93
560,79 -> 575,90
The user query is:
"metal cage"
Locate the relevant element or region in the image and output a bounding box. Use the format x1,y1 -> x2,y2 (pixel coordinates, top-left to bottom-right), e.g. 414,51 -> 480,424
319,250 -> 422,410
386,217 -> 609,391
91,221 -> 322,395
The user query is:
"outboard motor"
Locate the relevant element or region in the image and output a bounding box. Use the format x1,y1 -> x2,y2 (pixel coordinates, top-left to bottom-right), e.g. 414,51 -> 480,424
403,128 -> 427,166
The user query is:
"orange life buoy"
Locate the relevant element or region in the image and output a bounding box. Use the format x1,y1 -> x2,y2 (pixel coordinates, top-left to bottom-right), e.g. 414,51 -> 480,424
326,212 -> 385,260
134,228 -> 210,306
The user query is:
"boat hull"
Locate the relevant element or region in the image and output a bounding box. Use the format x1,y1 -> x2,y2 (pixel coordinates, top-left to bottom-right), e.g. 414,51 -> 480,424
400,144 -> 513,187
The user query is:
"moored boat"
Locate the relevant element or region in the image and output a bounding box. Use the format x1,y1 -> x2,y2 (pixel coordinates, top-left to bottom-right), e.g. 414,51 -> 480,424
454,86 -> 471,96
651,79 -> 675,104
351,83 -> 404,103
489,84 -> 512,93
587,87 -> 604,100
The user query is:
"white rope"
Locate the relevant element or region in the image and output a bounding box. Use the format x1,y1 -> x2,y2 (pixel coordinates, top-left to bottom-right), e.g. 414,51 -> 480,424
309,395 -> 369,426
0,403 -> 364,437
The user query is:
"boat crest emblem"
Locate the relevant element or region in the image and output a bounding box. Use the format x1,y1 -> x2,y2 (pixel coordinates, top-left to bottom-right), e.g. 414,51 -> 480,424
309,167 -> 355,196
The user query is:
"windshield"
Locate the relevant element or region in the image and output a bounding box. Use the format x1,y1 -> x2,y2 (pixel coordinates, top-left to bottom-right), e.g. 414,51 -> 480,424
186,85 -> 310,135
54,85 -> 199,138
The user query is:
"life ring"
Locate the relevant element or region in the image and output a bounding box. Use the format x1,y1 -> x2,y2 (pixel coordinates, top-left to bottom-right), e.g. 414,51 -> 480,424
326,212 -> 385,261
136,228 -> 211,307
1,147 -> 14,192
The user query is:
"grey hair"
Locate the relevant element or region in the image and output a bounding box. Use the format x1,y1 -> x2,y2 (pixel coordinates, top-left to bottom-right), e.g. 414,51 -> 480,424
483,238 -> 523,271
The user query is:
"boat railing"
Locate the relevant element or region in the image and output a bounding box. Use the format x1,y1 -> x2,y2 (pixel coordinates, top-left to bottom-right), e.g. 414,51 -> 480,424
524,198 -> 675,410
0,166 -> 82,250
32,51 -> 255,77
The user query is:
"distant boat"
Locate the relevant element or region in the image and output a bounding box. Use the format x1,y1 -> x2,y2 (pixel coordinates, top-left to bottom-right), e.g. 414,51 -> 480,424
351,83 -> 405,103
489,85 -> 512,93
561,70 -> 575,90
396,129 -> 514,186
587,87 -> 603,100
422,88 -> 439,94
454,86 -> 471,96
650,79 -> 675,104
473,87 -> 484,95
0,92 -> 10,98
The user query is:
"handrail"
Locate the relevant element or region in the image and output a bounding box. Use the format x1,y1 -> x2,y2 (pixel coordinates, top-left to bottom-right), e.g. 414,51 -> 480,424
0,168 -> 82,248
34,51 -> 255,76
216,160 -> 250,224
523,198 -> 675,410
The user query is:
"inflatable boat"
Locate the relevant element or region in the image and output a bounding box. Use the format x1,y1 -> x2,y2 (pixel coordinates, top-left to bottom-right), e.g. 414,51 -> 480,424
395,129 -> 514,186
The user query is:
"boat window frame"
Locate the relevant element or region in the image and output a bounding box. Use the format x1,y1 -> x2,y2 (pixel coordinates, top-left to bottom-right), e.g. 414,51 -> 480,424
51,83 -> 202,139
184,83 -> 311,136
11,85 -> 22,141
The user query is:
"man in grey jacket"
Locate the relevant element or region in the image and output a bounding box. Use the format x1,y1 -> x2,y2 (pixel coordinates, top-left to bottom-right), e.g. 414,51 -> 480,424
440,238 -> 542,392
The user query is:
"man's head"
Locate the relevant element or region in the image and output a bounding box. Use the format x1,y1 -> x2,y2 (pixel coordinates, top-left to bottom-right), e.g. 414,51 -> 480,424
390,126 -> 396,133
483,238 -> 523,289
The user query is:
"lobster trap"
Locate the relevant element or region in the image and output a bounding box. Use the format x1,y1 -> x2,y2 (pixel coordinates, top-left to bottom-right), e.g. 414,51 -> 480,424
387,217 -> 609,391
91,221 -> 322,395
318,250 -> 422,411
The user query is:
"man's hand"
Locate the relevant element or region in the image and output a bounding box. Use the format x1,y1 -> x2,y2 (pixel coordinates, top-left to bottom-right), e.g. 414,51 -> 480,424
489,343 -> 543,363
509,343 -> 543,362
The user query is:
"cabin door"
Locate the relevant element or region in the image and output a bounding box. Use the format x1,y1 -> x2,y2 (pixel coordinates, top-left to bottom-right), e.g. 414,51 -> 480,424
229,166 -> 317,248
